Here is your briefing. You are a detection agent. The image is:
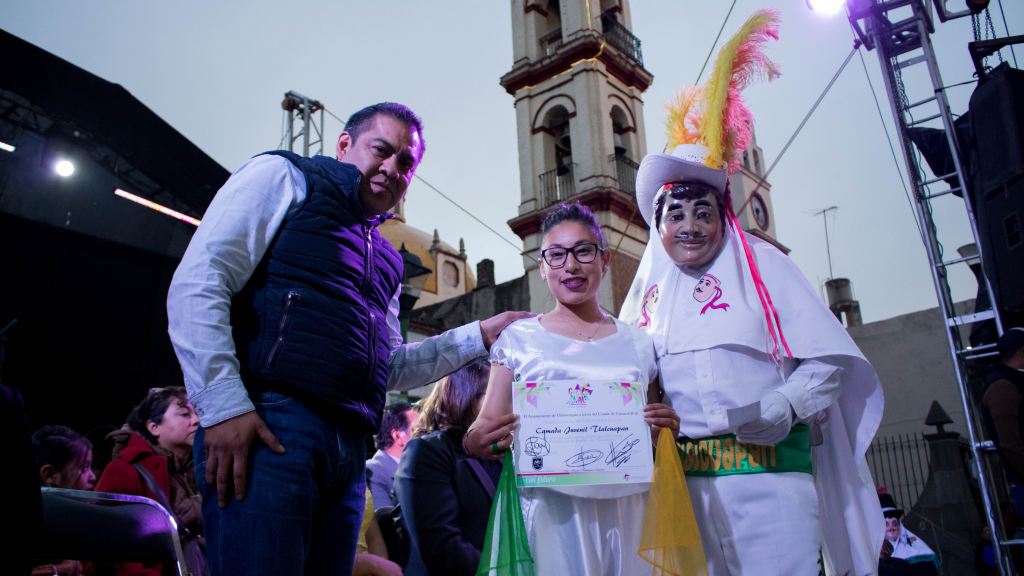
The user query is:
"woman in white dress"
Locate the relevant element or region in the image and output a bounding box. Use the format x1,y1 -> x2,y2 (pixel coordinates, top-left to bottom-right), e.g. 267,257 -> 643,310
464,203 -> 679,576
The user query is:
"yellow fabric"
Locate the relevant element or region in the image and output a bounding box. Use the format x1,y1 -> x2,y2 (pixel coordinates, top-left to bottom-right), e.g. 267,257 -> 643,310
357,488 -> 374,555
639,428 -> 709,576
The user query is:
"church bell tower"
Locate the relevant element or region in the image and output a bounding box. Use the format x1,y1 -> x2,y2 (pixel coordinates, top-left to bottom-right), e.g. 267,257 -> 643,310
501,0 -> 654,314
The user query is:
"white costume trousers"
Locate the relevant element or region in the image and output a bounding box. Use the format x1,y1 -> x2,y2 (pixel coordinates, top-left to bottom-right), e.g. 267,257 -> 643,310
687,472 -> 821,576
520,488 -> 651,576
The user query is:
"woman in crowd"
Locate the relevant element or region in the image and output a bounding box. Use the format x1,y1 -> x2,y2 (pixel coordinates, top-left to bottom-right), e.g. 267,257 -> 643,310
31,425 -> 96,576
95,386 -> 204,576
464,203 -> 679,575
394,360 -> 501,576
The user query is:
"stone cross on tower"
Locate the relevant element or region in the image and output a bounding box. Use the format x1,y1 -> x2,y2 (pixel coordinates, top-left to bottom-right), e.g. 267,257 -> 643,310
501,0 -> 654,314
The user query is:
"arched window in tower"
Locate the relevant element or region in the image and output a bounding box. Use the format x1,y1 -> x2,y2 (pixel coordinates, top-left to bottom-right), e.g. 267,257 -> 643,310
538,105 -> 575,207
753,150 -> 761,176
609,105 -> 638,195
743,151 -> 751,171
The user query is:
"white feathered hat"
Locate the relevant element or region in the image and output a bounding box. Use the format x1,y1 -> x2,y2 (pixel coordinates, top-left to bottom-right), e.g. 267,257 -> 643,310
635,144 -> 728,226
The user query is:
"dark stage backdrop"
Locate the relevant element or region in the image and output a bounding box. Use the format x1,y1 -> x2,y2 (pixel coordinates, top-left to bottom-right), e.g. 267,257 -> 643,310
0,212 -> 185,434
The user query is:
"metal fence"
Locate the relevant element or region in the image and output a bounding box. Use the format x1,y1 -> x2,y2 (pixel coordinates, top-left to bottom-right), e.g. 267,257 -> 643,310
539,30 -> 563,58
538,163 -> 576,208
599,13 -> 643,66
867,433 -> 932,511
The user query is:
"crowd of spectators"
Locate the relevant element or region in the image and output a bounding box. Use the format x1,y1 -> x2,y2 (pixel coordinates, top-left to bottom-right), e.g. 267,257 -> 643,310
16,359 -> 504,576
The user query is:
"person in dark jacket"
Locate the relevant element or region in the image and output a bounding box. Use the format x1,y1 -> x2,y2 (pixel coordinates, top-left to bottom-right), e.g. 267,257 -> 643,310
166,102 -> 529,576
394,360 -> 500,576
94,386 -> 203,576
982,328 -> 1024,518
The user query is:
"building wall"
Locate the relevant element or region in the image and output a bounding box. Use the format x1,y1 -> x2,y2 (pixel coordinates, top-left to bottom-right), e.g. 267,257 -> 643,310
849,300 -> 976,439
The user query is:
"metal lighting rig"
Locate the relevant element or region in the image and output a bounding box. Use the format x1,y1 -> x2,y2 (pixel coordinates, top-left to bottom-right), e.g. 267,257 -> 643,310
847,0 -> 1017,569
281,90 -> 324,157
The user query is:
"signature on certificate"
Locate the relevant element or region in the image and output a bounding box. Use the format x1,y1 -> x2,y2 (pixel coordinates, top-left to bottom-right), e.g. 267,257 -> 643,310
524,436 -> 551,457
605,434 -> 640,468
564,448 -> 603,468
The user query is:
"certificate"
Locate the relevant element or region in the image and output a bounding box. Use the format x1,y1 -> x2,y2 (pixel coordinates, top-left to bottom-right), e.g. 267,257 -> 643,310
511,380 -> 653,488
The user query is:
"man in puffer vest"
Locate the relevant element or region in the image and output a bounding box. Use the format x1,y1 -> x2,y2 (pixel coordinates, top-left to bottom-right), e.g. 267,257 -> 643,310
167,102 -> 530,576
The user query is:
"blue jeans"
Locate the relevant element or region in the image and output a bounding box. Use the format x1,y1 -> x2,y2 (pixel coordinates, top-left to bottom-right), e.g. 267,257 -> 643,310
194,389 -> 367,576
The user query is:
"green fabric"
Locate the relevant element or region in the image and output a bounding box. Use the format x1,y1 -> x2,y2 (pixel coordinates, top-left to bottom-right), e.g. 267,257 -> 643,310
676,424 -> 813,477
475,451 -> 535,576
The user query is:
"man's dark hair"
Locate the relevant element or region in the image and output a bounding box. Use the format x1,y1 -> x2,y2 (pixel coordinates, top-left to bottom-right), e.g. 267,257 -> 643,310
344,102 -> 426,157
541,202 -> 607,250
375,402 -> 414,450
127,386 -> 189,444
32,425 -> 92,477
654,183 -> 726,230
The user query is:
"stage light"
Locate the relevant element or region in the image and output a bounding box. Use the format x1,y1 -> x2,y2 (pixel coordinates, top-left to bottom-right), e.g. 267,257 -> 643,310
114,188 -> 201,226
0,141 -> 14,152
55,160 -> 75,177
807,0 -> 845,15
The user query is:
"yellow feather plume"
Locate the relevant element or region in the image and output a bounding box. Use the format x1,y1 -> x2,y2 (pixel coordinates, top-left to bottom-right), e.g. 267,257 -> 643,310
664,86 -> 703,151
700,8 -> 782,170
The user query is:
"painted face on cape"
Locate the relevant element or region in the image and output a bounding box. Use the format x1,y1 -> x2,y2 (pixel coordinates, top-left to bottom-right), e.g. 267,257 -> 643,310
643,286 -> 660,314
885,517 -> 901,542
657,186 -> 725,268
693,274 -> 720,303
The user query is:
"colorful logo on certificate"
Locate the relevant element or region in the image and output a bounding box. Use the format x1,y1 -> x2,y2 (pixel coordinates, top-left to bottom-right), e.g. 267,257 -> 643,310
566,383 -> 593,406
515,382 -> 554,408
606,382 -> 644,407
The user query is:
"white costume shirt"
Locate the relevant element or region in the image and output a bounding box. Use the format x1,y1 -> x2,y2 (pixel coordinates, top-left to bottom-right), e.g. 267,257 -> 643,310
167,155 -> 486,427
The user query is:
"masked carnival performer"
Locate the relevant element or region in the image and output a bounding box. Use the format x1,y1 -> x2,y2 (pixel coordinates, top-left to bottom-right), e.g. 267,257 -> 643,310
619,10 -> 885,576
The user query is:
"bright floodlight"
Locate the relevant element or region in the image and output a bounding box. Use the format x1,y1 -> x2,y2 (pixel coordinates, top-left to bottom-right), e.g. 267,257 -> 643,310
55,160 -> 75,177
808,0 -> 845,14
0,141 -> 14,152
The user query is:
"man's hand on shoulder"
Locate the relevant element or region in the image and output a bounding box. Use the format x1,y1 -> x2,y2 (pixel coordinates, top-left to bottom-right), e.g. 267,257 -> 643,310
204,410 -> 286,508
480,311 -> 536,350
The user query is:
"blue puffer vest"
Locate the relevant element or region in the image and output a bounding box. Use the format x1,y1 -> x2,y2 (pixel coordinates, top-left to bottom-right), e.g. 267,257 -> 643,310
230,151 -> 403,434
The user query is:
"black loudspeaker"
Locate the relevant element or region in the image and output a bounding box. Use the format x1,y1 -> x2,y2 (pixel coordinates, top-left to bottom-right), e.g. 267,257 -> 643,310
970,64 -> 1024,312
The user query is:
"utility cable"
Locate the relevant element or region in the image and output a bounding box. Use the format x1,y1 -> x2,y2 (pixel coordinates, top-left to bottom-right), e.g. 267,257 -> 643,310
412,173 -> 536,262
735,44 -> 858,217
855,44 -> 925,242
695,0 -> 738,85
664,1 -> 738,154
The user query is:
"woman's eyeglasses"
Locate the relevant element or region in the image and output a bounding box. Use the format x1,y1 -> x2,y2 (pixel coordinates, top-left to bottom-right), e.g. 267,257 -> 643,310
541,243 -> 601,268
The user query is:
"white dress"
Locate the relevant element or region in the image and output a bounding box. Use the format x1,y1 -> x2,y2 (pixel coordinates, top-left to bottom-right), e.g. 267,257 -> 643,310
490,317 -> 659,576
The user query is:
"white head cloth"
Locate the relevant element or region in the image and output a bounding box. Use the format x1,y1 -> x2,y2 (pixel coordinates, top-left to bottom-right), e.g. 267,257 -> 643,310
620,225 -> 887,576
891,524 -> 937,562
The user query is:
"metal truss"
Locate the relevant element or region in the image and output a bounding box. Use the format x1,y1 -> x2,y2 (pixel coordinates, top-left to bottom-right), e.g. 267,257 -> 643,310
849,0 -> 1014,570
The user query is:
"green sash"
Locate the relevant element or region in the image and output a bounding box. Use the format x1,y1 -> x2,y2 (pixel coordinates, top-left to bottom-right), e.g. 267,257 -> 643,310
676,424 -> 813,477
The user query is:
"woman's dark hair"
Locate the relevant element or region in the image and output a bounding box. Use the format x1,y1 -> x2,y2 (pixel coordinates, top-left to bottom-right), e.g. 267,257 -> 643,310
540,203 -> 607,250
654,182 -> 727,230
32,425 -> 92,476
127,386 -> 189,443
414,360 -> 491,438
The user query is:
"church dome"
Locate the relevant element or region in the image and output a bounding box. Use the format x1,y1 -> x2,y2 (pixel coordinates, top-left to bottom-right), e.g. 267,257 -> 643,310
378,218 -> 477,306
